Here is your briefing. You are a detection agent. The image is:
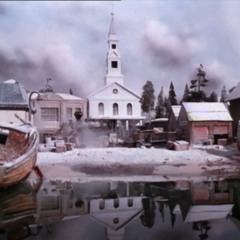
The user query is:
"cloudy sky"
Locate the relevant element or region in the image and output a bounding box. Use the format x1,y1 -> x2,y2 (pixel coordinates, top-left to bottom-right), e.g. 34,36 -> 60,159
0,0 -> 239,100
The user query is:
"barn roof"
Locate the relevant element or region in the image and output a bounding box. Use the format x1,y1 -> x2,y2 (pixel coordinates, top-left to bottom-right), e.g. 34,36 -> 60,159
171,105 -> 181,119
225,83 -> 240,101
182,102 -> 232,122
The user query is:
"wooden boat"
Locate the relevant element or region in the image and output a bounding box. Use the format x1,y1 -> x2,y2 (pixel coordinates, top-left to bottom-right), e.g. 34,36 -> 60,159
0,122 -> 40,187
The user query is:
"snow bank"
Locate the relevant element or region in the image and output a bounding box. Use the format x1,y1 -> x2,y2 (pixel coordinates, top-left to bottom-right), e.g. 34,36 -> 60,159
37,145 -> 234,166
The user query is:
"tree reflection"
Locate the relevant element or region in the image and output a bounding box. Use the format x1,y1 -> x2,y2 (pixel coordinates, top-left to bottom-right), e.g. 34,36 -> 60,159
140,198 -> 156,228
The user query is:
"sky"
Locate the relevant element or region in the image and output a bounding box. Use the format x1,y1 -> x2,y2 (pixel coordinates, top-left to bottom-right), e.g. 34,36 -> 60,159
0,0 -> 240,101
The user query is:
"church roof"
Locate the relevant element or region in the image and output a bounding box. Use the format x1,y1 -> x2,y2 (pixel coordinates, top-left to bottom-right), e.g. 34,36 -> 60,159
87,82 -> 141,99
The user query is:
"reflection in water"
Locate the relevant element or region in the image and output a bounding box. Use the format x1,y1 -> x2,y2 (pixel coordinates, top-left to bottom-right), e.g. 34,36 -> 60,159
0,178 -> 240,240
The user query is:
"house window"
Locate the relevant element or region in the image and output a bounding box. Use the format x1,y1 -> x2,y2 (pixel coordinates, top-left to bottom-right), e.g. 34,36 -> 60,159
67,108 -> 72,119
98,103 -> 104,115
112,44 -> 116,49
41,108 -> 59,121
113,103 -> 118,115
111,61 -> 118,68
127,103 -> 132,115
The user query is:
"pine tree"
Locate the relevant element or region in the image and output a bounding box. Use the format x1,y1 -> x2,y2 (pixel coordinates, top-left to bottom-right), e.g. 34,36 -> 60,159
208,91 -> 218,102
164,97 -> 171,117
69,88 -> 73,95
181,84 -> 190,103
168,81 -> 178,105
155,87 -> 167,118
220,85 -> 227,102
188,64 -> 209,102
140,80 -> 155,115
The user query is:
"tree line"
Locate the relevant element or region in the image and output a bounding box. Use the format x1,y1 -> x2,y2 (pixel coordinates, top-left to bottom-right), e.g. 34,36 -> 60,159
140,65 -> 227,119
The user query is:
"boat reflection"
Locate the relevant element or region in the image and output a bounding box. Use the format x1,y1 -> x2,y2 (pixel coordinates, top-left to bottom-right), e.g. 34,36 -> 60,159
1,178 -> 240,239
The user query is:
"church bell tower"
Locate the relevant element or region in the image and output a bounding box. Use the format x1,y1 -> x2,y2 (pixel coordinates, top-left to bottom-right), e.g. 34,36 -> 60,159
104,13 -> 124,86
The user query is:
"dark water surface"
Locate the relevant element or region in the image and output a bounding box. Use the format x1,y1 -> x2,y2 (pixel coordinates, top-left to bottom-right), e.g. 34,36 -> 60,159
1,177 -> 240,240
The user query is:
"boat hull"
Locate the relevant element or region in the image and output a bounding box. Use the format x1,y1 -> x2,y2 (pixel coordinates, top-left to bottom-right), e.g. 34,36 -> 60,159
0,123 -> 39,187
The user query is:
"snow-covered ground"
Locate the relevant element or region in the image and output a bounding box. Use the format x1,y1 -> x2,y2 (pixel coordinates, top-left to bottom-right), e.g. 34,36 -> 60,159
35,144 -> 240,182
37,144 -> 237,166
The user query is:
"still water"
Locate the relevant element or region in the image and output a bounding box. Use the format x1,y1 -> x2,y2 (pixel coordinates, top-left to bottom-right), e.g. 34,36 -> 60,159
1,177 -> 240,240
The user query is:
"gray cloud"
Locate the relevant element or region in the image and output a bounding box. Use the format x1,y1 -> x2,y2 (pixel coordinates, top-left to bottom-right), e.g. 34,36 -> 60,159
0,0 -> 239,102
143,20 -> 203,69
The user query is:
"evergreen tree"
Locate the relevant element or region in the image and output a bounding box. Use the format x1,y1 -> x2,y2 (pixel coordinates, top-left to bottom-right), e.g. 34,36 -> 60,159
220,85 -> 227,102
208,91 -> 218,102
181,84 -> 190,103
164,97 -> 171,117
188,64 -> 209,102
69,88 -> 73,95
168,81 -> 178,105
140,80 -> 155,115
155,87 -> 167,118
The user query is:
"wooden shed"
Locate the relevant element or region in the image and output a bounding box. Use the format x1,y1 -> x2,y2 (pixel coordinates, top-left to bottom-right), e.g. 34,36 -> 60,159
225,83 -> 240,138
178,102 -> 233,145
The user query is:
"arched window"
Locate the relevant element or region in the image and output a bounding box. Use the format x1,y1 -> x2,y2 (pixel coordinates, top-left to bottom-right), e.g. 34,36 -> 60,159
113,103 -> 118,115
98,103 -> 104,115
127,103 -> 132,115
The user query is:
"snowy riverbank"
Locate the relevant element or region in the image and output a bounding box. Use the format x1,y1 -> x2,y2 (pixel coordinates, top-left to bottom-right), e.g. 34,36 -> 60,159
34,144 -> 240,182
37,144 -> 238,166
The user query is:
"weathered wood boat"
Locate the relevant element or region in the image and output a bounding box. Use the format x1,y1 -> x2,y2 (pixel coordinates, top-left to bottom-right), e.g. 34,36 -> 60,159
0,122 -> 40,187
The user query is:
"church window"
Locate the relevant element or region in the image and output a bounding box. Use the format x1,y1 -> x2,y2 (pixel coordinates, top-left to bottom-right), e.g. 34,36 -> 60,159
127,103 -> 132,115
98,103 -> 104,115
113,88 -> 118,94
113,103 -> 118,115
111,61 -> 118,68
112,44 -> 116,49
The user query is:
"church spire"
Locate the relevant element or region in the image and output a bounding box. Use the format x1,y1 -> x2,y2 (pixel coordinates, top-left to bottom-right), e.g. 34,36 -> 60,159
109,13 -> 116,36
105,13 -> 124,86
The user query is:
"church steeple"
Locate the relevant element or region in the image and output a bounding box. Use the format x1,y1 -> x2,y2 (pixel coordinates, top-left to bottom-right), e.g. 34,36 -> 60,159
105,13 -> 124,86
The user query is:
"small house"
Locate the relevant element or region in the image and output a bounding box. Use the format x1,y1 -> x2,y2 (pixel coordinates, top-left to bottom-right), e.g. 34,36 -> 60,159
32,92 -> 87,142
178,102 -> 233,145
0,79 -> 30,124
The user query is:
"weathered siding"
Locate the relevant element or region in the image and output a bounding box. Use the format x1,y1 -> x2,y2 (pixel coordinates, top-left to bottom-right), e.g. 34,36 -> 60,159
229,100 -> 240,138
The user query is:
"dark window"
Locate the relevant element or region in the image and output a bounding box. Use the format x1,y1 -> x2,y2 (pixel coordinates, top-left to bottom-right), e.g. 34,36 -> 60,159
127,103 -> 133,115
112,44 -> 116,49
111,61 -> 118,68
113,103 -> 118,115
98,103 -> 104,115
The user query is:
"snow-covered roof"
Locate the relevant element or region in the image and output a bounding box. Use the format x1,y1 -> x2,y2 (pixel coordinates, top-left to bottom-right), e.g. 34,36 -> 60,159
182,102 -> 232,122
0,79 -> 28,108
171,105 -> 181,119
225,83 -> 240,102
56,93 -> 85,101
31,92 -> 85,101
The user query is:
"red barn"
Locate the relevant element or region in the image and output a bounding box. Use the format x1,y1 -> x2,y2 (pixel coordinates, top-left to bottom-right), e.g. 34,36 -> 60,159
178,102 -> 233,145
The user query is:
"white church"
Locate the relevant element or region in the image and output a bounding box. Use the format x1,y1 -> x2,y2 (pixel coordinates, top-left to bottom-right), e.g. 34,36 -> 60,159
87,13 -> 145,135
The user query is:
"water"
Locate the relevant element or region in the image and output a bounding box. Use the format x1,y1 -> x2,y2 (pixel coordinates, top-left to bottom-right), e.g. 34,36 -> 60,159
1,177 -> 240,240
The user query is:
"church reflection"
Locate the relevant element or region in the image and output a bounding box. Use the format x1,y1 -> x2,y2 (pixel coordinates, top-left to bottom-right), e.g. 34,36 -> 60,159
1,178 -> 240,240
